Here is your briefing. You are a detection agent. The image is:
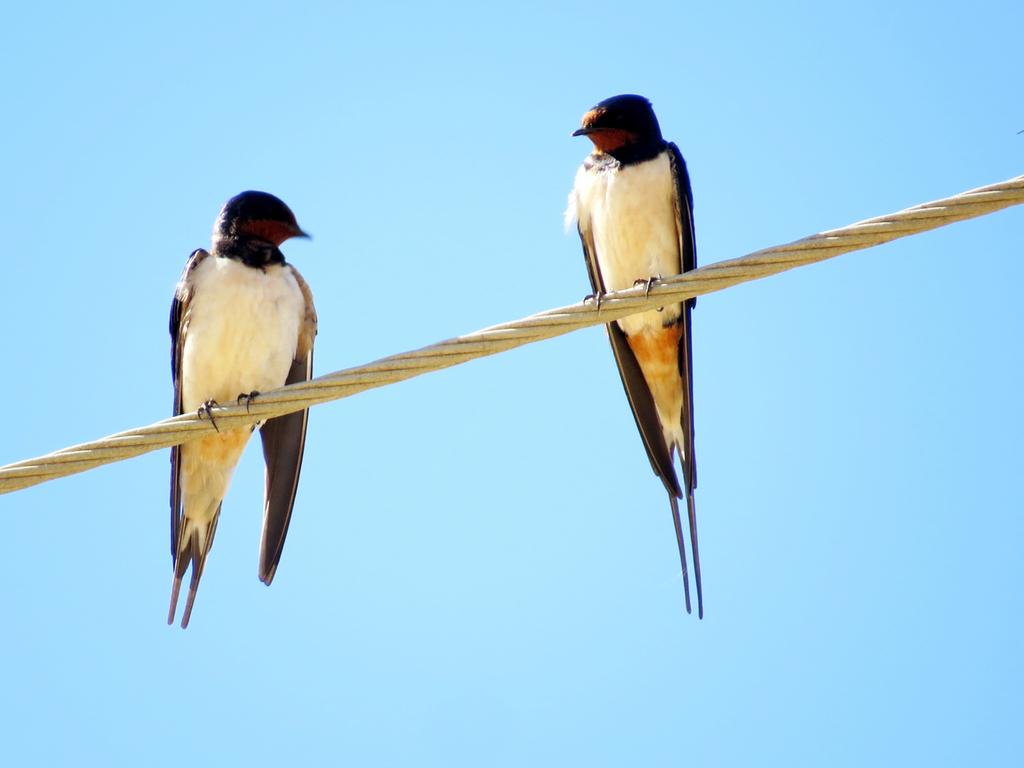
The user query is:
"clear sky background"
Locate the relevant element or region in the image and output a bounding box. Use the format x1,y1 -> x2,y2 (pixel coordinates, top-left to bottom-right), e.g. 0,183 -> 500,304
1,2 -> 1021,765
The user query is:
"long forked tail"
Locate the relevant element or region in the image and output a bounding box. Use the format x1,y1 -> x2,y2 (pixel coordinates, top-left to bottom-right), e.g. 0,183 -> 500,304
668,492 -> 703,619
685,488 -> 703,619
668,494 -> 693,615
167,511 -> 220,629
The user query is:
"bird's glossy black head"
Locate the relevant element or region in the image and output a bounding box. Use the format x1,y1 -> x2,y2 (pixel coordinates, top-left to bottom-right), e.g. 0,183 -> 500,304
214,190 -> 309,246
572,94 -> 664,159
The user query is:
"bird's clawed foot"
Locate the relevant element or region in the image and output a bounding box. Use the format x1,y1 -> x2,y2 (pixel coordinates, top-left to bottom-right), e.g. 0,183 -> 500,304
633,274 -> 662,298
583,290 -> 605,311
197,399 -> 221,432
236,391 -> 260,413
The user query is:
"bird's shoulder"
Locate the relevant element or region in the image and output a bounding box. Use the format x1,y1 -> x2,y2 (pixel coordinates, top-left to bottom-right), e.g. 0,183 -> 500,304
174,248 -> 211,303
285,263 -> 317,356
169,248 -> 210,338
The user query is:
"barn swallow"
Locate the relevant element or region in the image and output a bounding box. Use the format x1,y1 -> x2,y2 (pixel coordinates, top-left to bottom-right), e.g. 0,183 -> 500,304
566,94 -> 702,617
167,190 -> 317,628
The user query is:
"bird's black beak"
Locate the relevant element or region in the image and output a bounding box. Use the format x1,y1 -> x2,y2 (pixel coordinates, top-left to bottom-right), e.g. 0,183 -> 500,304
571,126 -> 595,137
292,225 -> 311,240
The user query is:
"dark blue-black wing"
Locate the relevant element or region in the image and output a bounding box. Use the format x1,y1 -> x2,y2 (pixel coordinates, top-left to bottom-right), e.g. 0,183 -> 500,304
257,266 -> 317,585
667,142 -> 702,617
168,248 -> 209,560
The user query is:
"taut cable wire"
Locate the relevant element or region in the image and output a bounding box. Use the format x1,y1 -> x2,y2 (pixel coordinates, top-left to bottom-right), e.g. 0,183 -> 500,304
2,174 -> 1022,495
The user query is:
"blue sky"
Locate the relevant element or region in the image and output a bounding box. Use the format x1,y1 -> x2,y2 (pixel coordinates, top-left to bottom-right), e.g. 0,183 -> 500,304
1,2 -> 1022,765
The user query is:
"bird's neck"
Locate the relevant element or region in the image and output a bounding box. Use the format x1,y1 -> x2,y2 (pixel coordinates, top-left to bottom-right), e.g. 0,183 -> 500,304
603,138 -> 666,166
212,235 -> 286,269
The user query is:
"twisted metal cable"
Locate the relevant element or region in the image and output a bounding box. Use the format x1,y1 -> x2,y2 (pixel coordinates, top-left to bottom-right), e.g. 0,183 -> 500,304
2,174 -> 1022,495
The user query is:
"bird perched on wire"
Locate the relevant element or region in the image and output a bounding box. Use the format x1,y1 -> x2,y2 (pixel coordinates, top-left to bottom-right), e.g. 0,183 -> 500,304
167,191 -> 317,628
566,94 -> 702,617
